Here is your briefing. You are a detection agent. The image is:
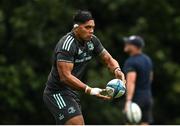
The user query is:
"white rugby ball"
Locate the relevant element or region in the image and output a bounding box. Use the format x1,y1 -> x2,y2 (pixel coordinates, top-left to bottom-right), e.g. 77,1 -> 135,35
126,102 -> 142,124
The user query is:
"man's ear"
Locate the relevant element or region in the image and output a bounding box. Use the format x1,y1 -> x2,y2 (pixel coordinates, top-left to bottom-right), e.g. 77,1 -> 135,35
73,24 -> 79,28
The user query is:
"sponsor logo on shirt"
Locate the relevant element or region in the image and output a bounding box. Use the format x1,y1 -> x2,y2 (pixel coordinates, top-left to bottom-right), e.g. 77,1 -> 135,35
75,56 -> 92,63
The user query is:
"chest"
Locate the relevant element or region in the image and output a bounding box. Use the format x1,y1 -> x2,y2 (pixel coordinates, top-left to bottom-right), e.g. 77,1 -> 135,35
74,41 -> 95,63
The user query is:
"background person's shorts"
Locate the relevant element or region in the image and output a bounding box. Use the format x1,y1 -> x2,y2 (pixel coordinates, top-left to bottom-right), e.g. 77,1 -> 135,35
43,92 -> 82,124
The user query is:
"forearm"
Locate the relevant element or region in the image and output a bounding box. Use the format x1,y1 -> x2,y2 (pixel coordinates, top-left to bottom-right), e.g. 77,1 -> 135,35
126,82 -> 135,101
100,50 -> 126,82
61,74 -> 107,97
61,74 -> 87,91
56,60 -> 110,99
107,58 -> 121,73
101,51 -> 121,72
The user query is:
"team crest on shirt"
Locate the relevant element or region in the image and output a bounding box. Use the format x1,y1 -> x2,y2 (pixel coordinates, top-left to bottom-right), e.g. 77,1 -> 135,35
87,41 -> 94,50
68,106 -> 76,114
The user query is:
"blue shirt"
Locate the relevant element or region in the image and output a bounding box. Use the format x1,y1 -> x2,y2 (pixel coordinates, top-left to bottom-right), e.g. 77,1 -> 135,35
123,53 -> 153,100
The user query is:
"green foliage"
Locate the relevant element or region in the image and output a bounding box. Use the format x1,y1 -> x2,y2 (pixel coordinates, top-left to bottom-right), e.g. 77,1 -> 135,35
0,0 -> 180,124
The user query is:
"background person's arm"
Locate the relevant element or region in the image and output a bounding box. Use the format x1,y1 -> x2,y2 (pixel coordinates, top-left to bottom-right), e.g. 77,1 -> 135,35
124,71 -> 137,111
126,71 -> 137,101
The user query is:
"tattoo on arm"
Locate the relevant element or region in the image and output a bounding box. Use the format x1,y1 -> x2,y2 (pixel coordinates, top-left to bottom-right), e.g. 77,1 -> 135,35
100,50 -> 120,72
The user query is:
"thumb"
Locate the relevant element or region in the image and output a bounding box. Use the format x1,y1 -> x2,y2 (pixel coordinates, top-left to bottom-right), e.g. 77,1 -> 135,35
90,88 -> 102,95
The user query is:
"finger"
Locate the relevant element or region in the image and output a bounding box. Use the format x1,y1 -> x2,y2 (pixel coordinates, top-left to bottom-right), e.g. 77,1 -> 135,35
98,95 -> 111,100
116,73 -> 123,80
123,80 -> 126,84
96,94 -> 112,100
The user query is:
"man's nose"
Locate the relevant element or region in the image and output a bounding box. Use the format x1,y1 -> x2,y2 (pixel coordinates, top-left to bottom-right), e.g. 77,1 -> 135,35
89,29 -> 94,34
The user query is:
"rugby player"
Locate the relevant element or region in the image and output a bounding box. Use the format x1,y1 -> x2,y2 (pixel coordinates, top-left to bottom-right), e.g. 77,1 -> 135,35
43,10 -> 125,125
123,36 -> 153,125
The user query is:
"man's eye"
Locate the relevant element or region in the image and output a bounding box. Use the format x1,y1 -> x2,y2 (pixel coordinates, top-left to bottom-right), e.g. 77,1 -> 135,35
85,26 -> 95,29
85,26 -> 91,29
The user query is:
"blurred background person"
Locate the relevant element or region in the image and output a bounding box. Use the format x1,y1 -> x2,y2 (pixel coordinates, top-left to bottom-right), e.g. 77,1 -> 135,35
123,35 -> 154,125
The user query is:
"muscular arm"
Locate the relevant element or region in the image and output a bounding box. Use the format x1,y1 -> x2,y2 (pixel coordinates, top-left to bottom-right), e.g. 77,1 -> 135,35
57,61 -> 111,99
126,71 -> 137,101
57,61 -> 87,91
100,50 -> 120,72
100,50 -> 125,82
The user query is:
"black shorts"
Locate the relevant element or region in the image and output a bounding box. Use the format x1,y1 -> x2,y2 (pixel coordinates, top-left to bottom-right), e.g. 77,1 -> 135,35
43,92 -> 82,124
134,98 -> 153,124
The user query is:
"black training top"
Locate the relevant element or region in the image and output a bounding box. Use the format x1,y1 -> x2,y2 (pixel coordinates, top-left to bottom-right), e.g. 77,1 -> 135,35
123,53 -> 153,100
44,32 -> 105,97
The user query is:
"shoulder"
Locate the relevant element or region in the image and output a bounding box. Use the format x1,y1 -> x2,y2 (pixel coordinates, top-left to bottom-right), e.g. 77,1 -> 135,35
124,57 -> 135,68
91,34 -> 100,42
123,57 -> 137,73
143,54 -> 153,63
57,32 -> 76,51
143,54 -> 153,68
125,56 -> 136,64
124,56 -> 139,68
92,34 -> 98,39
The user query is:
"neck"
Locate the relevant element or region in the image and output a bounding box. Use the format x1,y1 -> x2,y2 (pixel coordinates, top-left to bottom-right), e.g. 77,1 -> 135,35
73,30 -> 84,44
